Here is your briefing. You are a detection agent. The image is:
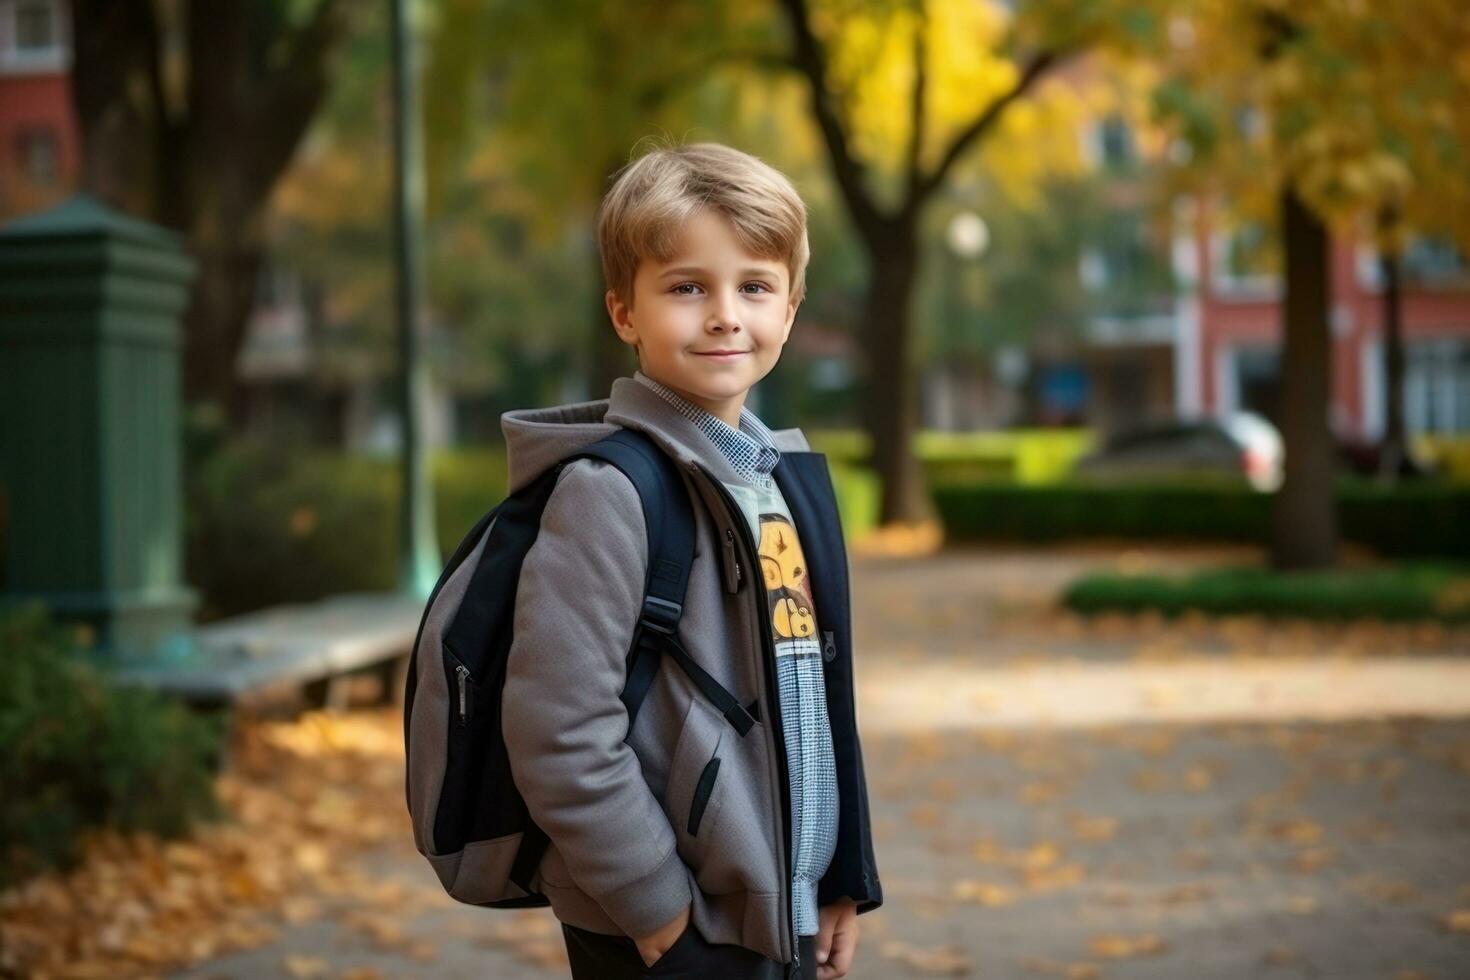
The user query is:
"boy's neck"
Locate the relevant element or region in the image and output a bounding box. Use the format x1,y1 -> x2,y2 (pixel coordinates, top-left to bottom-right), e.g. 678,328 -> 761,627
639,369 -> 748,429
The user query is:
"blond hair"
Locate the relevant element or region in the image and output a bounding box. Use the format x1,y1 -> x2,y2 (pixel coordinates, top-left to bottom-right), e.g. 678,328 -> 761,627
596,140 -> 810,307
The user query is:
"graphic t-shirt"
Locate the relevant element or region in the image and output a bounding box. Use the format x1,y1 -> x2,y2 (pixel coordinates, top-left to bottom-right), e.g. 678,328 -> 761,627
633,371 -> 839,939
722,478 -> 840,939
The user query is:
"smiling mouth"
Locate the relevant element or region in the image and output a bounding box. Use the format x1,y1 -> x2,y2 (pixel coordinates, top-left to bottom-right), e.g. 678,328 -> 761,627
694,350 -> 751,357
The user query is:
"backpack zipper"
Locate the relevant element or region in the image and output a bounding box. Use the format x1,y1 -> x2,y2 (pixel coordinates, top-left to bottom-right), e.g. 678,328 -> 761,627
724,526 -> 742,586
455,664 -> 471,724
698,463 -> 796,972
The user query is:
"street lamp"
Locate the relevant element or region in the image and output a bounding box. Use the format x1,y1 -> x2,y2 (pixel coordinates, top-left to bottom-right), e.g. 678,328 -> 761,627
390,0 -> 441,599
935,211 -> 991,428
947,210 -> 990,260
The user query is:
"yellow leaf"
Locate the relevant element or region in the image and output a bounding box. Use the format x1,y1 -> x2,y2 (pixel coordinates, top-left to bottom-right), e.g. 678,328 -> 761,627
1087,933 -> 1169,958
283,955 -> 328,978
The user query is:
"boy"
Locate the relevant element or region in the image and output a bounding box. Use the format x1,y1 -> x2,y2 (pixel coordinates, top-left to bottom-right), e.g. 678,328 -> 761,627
499,142 -> 882,979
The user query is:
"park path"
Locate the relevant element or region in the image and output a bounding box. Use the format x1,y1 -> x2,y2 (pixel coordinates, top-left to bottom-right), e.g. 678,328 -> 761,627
174,544 -> 1470,980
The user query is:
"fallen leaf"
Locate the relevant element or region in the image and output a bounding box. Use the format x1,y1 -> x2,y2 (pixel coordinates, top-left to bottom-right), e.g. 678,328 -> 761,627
1443,909 -> 1470,934
1087,933 -> 1169,958
879,939 -> 971,976
1067,814 -> 1119,842
951,879 -> 1016,906
284,954 -> 328,977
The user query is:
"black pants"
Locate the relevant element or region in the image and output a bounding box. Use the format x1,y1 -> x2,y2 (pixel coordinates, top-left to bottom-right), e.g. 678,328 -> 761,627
562,919 -> 818,980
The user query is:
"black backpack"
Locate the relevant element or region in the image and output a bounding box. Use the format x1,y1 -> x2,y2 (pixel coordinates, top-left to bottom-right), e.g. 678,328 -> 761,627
403,428 -> 759,907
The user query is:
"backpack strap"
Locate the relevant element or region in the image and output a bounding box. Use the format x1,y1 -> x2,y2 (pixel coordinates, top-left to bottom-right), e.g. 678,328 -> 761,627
567,429 -> 758,738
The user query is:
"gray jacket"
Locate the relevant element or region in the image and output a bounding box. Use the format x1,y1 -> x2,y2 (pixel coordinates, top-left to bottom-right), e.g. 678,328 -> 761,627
499,375 -> 882,967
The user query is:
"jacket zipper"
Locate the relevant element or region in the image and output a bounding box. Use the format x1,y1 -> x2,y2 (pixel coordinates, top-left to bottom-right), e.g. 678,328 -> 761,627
700,464 -> 797,973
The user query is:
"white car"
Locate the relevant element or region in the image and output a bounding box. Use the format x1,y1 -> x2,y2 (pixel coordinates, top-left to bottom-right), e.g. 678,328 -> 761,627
1074,411 -> 1284,492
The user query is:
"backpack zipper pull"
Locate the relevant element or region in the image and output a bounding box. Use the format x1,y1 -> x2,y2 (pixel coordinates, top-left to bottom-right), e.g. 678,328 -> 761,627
455,664 -> 471,724
724,527 -> 742,586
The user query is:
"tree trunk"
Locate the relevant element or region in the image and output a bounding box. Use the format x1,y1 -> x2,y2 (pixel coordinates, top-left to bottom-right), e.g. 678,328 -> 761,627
67,0 -> 155,216
1270,187 -> 1337,570
69,0 -> 351,427
1377,212 -> 1405,482
859,224 -> 932,527
180,234 -> 268,424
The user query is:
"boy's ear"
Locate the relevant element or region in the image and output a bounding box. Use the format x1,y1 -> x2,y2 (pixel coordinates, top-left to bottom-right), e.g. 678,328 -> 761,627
606,288 -> 636,345
782,297 -> 801,343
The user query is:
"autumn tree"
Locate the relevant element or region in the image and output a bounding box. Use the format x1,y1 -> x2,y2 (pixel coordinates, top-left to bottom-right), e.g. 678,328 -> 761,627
420,0 -> 772,402
774,0 -> 1158,526
68,0 -> 356,421
1153,0 -> 1470,568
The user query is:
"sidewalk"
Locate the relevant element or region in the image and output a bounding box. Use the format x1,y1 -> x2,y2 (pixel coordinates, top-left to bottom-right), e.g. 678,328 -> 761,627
171,546 -> 1470,980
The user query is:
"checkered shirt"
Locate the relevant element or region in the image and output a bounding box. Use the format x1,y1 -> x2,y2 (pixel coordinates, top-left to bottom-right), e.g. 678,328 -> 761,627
633,371 -> 781,490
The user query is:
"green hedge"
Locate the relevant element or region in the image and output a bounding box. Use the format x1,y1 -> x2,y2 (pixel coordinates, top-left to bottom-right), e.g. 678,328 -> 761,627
186,440 -> 868,620
1063,562 -> 1470,623
0,604 -> 224,886
807,427 -> 1095,484
933,479 -> 1470,559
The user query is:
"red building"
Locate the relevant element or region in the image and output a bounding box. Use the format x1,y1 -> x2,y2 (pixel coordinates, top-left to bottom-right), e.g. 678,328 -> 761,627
1175,197 -> 1470,442
0,0 -> 76,219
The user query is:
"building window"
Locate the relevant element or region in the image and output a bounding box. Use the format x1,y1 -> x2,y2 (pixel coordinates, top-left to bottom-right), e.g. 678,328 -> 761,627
1098,117 -> 1134,169
1,0 -> 68,71
1406,338 -> 1470,435
1403,236 -> 1470,286
1212,217 -> 1282,298
1234,346 -> 1282,424
16,126 -> 59,183
1083,115 -> 1138,172
15,0 -> 58,51
1356,235 -> 1470,291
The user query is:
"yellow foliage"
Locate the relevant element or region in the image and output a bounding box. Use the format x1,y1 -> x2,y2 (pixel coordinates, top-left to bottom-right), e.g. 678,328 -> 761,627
805,0 -> 1106,208
1158,0 -> 1470,250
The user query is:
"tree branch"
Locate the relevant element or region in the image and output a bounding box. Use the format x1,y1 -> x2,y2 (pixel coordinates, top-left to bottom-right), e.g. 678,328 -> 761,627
245,0 -> 353,198
778,0 -> 886,237
903,2 -> 928,206
913,48 -> 1066,204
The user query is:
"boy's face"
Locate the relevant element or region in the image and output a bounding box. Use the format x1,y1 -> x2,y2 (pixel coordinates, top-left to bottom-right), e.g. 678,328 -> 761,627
606,207 -> 799,428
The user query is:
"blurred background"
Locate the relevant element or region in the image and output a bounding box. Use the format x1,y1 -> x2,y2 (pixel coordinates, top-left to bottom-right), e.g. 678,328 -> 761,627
1,0 -> 1468,977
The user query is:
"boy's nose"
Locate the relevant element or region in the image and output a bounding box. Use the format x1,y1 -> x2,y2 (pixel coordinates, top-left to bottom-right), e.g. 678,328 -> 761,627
706,295 -> 741,331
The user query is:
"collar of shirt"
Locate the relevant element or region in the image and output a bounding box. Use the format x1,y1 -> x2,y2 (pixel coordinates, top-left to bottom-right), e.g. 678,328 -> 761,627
633,370 -> 781,490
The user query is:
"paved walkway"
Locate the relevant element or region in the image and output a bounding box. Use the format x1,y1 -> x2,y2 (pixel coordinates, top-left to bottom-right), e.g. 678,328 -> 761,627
176,546 -> 1470,980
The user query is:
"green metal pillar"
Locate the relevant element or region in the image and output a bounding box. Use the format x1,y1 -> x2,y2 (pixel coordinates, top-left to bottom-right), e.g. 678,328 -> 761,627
390,0 -> 441,599
0,195 -> 199,657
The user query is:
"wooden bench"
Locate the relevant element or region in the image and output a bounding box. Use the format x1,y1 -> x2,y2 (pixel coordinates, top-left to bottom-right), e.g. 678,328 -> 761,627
105,592 -> 425,711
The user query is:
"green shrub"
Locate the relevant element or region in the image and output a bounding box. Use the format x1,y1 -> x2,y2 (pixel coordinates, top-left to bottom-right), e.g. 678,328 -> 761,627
433,448 -> 511,551
1063,562 -> 1470,623
0,603 -> 225,886
186,439 -> 880,618
186,440 -> 400,620
933,479 -> 1470,559
806,428 -> 1095,484
828,459 -> 879,539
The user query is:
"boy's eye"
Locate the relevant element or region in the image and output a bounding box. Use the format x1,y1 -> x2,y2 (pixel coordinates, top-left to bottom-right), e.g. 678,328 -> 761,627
669,281 -> 773,295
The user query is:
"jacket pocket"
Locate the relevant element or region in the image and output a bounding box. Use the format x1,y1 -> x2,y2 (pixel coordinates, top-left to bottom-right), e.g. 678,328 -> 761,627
666,697 -> 729,862
688,757 -> 721,836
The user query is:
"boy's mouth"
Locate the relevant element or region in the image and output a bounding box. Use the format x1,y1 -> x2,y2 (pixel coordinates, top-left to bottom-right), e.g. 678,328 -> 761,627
693,350 -> 751,359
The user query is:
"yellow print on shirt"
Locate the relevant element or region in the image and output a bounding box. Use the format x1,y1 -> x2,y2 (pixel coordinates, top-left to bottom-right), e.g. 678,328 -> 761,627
758,514 -> 816,640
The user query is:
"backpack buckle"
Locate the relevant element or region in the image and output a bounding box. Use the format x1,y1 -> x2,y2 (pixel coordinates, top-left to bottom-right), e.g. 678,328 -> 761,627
639,595 -> 682,635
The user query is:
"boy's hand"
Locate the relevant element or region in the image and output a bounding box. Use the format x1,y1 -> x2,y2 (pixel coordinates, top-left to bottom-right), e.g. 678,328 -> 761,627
633,902 -> 691,969
815,898 -> 860,978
